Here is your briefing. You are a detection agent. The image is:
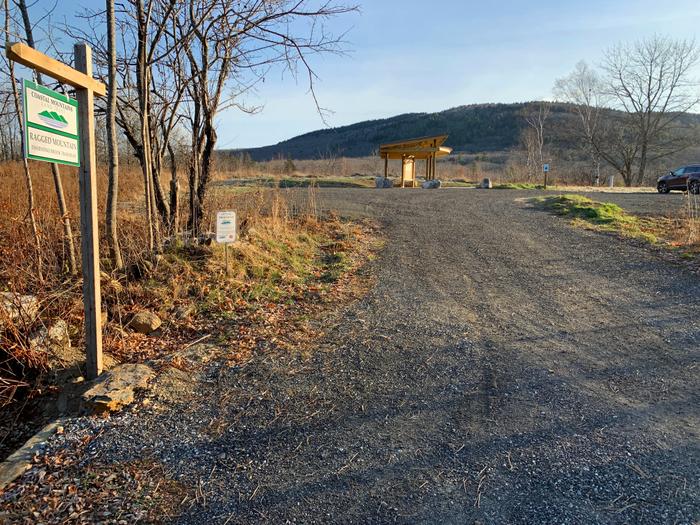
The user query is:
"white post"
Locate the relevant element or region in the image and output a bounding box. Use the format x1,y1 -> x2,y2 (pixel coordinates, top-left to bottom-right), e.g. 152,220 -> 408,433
74,43 -> 103,379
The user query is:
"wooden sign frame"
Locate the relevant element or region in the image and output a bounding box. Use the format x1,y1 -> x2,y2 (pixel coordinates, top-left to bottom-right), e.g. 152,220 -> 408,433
7,42 -> 106,379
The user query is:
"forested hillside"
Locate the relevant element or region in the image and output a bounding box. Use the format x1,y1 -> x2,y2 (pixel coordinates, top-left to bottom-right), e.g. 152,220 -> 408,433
231,102 -> 700,162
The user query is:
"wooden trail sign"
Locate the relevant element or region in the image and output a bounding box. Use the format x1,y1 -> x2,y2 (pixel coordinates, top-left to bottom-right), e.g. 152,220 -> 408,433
6,42 -> 106,379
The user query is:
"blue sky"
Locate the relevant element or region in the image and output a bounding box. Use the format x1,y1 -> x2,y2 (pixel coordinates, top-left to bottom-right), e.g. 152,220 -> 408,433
35,0 -> 700,148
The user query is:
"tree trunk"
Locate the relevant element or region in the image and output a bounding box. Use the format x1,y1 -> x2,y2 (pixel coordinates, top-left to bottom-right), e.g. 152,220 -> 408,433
150,153 -> 170,225
136,1 -> 155,252
168,142 -> 179,233
622,162 -> 633,187
196,123 -> 217,213
51,163 -> 77,274
188,156 -> 201,235
189,122 -> 217,236
636,142 -> 648,187
106,0 -> 124,270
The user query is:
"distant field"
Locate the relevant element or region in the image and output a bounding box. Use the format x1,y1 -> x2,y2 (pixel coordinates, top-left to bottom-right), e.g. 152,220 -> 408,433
212,169 -> 657,193
217,153 -> 680,189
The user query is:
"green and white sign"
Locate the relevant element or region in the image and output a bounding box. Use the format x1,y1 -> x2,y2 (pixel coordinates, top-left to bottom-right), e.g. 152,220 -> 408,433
23,79 -> 80,166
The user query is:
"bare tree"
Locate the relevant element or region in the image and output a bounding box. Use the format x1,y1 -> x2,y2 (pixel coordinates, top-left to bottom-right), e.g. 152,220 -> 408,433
172,0 -> 357,235
554,61 -> 606,185
65,0 -> 357,239
104,0 -> 124,269
0,83 -> 21,160
600,35 -> 700,186
520,127 -> 538,181
522,101 -> 551,180
67,0 -> 184,250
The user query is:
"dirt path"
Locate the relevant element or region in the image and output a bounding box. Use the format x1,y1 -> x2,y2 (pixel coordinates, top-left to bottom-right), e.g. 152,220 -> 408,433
14,189 -> 700,523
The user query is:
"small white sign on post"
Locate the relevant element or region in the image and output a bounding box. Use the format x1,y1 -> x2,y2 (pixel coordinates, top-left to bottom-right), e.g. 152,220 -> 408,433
216,211 -> 237,243
217,211 -> 237,276
543,163 -> 550,173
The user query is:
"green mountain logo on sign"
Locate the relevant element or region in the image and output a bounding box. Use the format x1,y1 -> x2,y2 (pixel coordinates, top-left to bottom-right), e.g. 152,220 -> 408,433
38,110 -> 69,129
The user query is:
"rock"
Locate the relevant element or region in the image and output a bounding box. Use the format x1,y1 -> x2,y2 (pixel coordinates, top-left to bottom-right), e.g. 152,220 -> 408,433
129,311 -> 162,334
481,177 -> 493,189
421,179 -> 442,189
0,292 -> 39,326
0,420 -> 64,490
375,177 -> 393,188
150,366 -> 194,403
81,363 -> 155,413
29,320 -> 71,366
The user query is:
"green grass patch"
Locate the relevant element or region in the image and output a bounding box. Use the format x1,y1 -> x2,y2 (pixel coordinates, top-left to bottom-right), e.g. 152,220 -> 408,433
493,182 -> 543,190
536,194 -> 658,244
320,250 -> 353,283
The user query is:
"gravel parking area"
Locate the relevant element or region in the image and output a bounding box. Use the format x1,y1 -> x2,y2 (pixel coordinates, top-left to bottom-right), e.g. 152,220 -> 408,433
4,188 -> 698,524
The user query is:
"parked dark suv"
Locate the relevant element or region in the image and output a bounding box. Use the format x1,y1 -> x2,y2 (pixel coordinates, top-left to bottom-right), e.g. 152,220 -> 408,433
657,165 -> 700,194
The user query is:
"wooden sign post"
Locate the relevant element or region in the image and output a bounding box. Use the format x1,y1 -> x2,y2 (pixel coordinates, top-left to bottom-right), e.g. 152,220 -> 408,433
6,42 -> 107,379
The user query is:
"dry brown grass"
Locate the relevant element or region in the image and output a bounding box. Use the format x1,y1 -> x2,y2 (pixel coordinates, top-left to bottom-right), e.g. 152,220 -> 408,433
0,157 -> 379,418
0,160 -> 161,385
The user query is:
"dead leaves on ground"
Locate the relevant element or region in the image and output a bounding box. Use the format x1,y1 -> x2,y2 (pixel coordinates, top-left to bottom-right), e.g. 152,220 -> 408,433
0,217 -> 381,523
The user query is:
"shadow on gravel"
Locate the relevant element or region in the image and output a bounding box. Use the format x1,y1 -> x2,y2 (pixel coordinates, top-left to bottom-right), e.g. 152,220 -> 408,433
144,325 -> 699,524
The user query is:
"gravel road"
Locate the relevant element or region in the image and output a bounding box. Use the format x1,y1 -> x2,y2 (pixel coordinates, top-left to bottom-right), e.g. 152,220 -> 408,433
44,189 -> 700,523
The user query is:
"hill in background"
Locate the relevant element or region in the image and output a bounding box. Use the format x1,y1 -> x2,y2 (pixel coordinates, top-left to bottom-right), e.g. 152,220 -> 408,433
230,103 -> 534,161
223,102 -> 700,178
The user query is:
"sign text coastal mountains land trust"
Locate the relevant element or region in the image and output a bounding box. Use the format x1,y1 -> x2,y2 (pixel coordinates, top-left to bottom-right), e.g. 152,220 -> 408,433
23,80 -> 80,166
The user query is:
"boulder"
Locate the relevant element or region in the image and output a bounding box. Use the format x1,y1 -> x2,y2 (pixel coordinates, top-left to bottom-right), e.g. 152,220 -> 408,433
375,177 -> 393,188
129,311 -> 162,334
29,320 -> 71,364
481,178 -> 493,189
0,292 -> 39,326
421,179 -> 442,189
81,363 -> 155,413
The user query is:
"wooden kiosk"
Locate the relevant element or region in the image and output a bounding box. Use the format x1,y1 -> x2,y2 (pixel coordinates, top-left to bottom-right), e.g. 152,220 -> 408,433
379,135 -> 452,187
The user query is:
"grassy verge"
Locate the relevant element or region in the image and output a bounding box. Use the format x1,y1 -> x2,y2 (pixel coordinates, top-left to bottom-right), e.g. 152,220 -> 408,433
493,182 -> 543,190
0,209 -> 382,521
104,213 -> 380,364
534,194 -> 691,248
0,190 -> 381,460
